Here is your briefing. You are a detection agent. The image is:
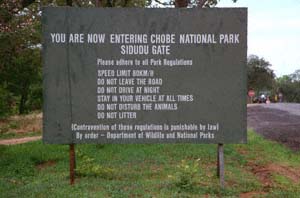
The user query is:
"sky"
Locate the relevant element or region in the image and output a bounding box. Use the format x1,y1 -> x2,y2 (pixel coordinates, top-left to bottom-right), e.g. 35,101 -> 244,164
217,0 -> 300,77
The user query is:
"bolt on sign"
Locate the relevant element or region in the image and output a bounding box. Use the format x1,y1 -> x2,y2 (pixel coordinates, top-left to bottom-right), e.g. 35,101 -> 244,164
42,8 -> 247,144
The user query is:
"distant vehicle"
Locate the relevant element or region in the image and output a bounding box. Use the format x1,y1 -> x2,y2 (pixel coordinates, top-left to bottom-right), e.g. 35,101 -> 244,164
259,94 -> 267,103
252,91 -> 271,103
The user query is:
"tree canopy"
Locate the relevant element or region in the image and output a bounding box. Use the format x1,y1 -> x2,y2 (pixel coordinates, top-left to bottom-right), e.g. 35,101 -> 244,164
247,55 -> 276,92
276,70 -> 300,103
1,0 -> 44,116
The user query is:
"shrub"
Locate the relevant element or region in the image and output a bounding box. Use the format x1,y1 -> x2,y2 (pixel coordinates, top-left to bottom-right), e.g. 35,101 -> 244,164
169,158 -> 201,191
0,86 -> 13,119
75,149 -> 115,179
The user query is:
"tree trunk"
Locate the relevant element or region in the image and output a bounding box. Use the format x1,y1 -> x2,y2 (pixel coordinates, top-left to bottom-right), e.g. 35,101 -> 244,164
175,0 -> 188,7
21,0 -> 36,8
175,0 -> 207,8
66,0 -> 72,6
19,92 -> 28,114
95,0 -> 103,7
197,0 -> 207,7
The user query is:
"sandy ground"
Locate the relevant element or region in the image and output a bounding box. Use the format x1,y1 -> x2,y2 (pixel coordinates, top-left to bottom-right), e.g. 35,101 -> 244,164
0,136 -> 41,145
0,112 -> 42,145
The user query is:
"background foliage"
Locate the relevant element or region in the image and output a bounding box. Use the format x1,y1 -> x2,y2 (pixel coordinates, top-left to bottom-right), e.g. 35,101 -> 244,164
247,54 -> 300,103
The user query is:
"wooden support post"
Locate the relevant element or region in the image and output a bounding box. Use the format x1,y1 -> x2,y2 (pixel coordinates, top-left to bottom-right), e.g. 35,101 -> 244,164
217,143 -> 225,188
69,144 -> 75,185
66,0 -> 74,186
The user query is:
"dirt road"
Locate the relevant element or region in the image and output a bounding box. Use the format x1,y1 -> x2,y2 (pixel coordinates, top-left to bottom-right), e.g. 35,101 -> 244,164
0,136 -> 41,145
247,103 -> 300,151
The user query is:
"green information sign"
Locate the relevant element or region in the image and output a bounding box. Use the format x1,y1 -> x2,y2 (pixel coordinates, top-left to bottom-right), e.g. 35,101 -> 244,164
42,7 -> 247,144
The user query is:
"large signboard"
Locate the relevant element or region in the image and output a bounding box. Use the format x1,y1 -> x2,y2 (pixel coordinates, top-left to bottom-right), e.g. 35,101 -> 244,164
42,8 -> 247,144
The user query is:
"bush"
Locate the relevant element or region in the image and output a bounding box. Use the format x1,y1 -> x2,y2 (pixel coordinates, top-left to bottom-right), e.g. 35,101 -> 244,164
27,82 -> 42,111
169,159 -> 201,191
0,86 -> 13,119
75,149 -> 115,179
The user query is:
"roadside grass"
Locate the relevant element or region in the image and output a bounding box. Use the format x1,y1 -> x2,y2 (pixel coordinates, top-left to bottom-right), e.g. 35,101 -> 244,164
0,130 -> 300,197
0,112 -> 42,139
0,131 -> 41,139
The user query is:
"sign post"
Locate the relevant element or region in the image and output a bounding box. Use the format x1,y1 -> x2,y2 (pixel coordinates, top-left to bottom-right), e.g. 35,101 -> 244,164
69,144 -> 75,185
217,144 -> 225,188
42,8 -> 247,188
65,0 -> 75,185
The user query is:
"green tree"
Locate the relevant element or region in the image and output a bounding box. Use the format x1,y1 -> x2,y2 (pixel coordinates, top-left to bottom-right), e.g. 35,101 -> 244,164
0,0 -> 41,115
2,49 -> 41,114
290,69 -> 300,82
247,55 -> 276,92
276,70 -> 300,103
0,86 -> 13,118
